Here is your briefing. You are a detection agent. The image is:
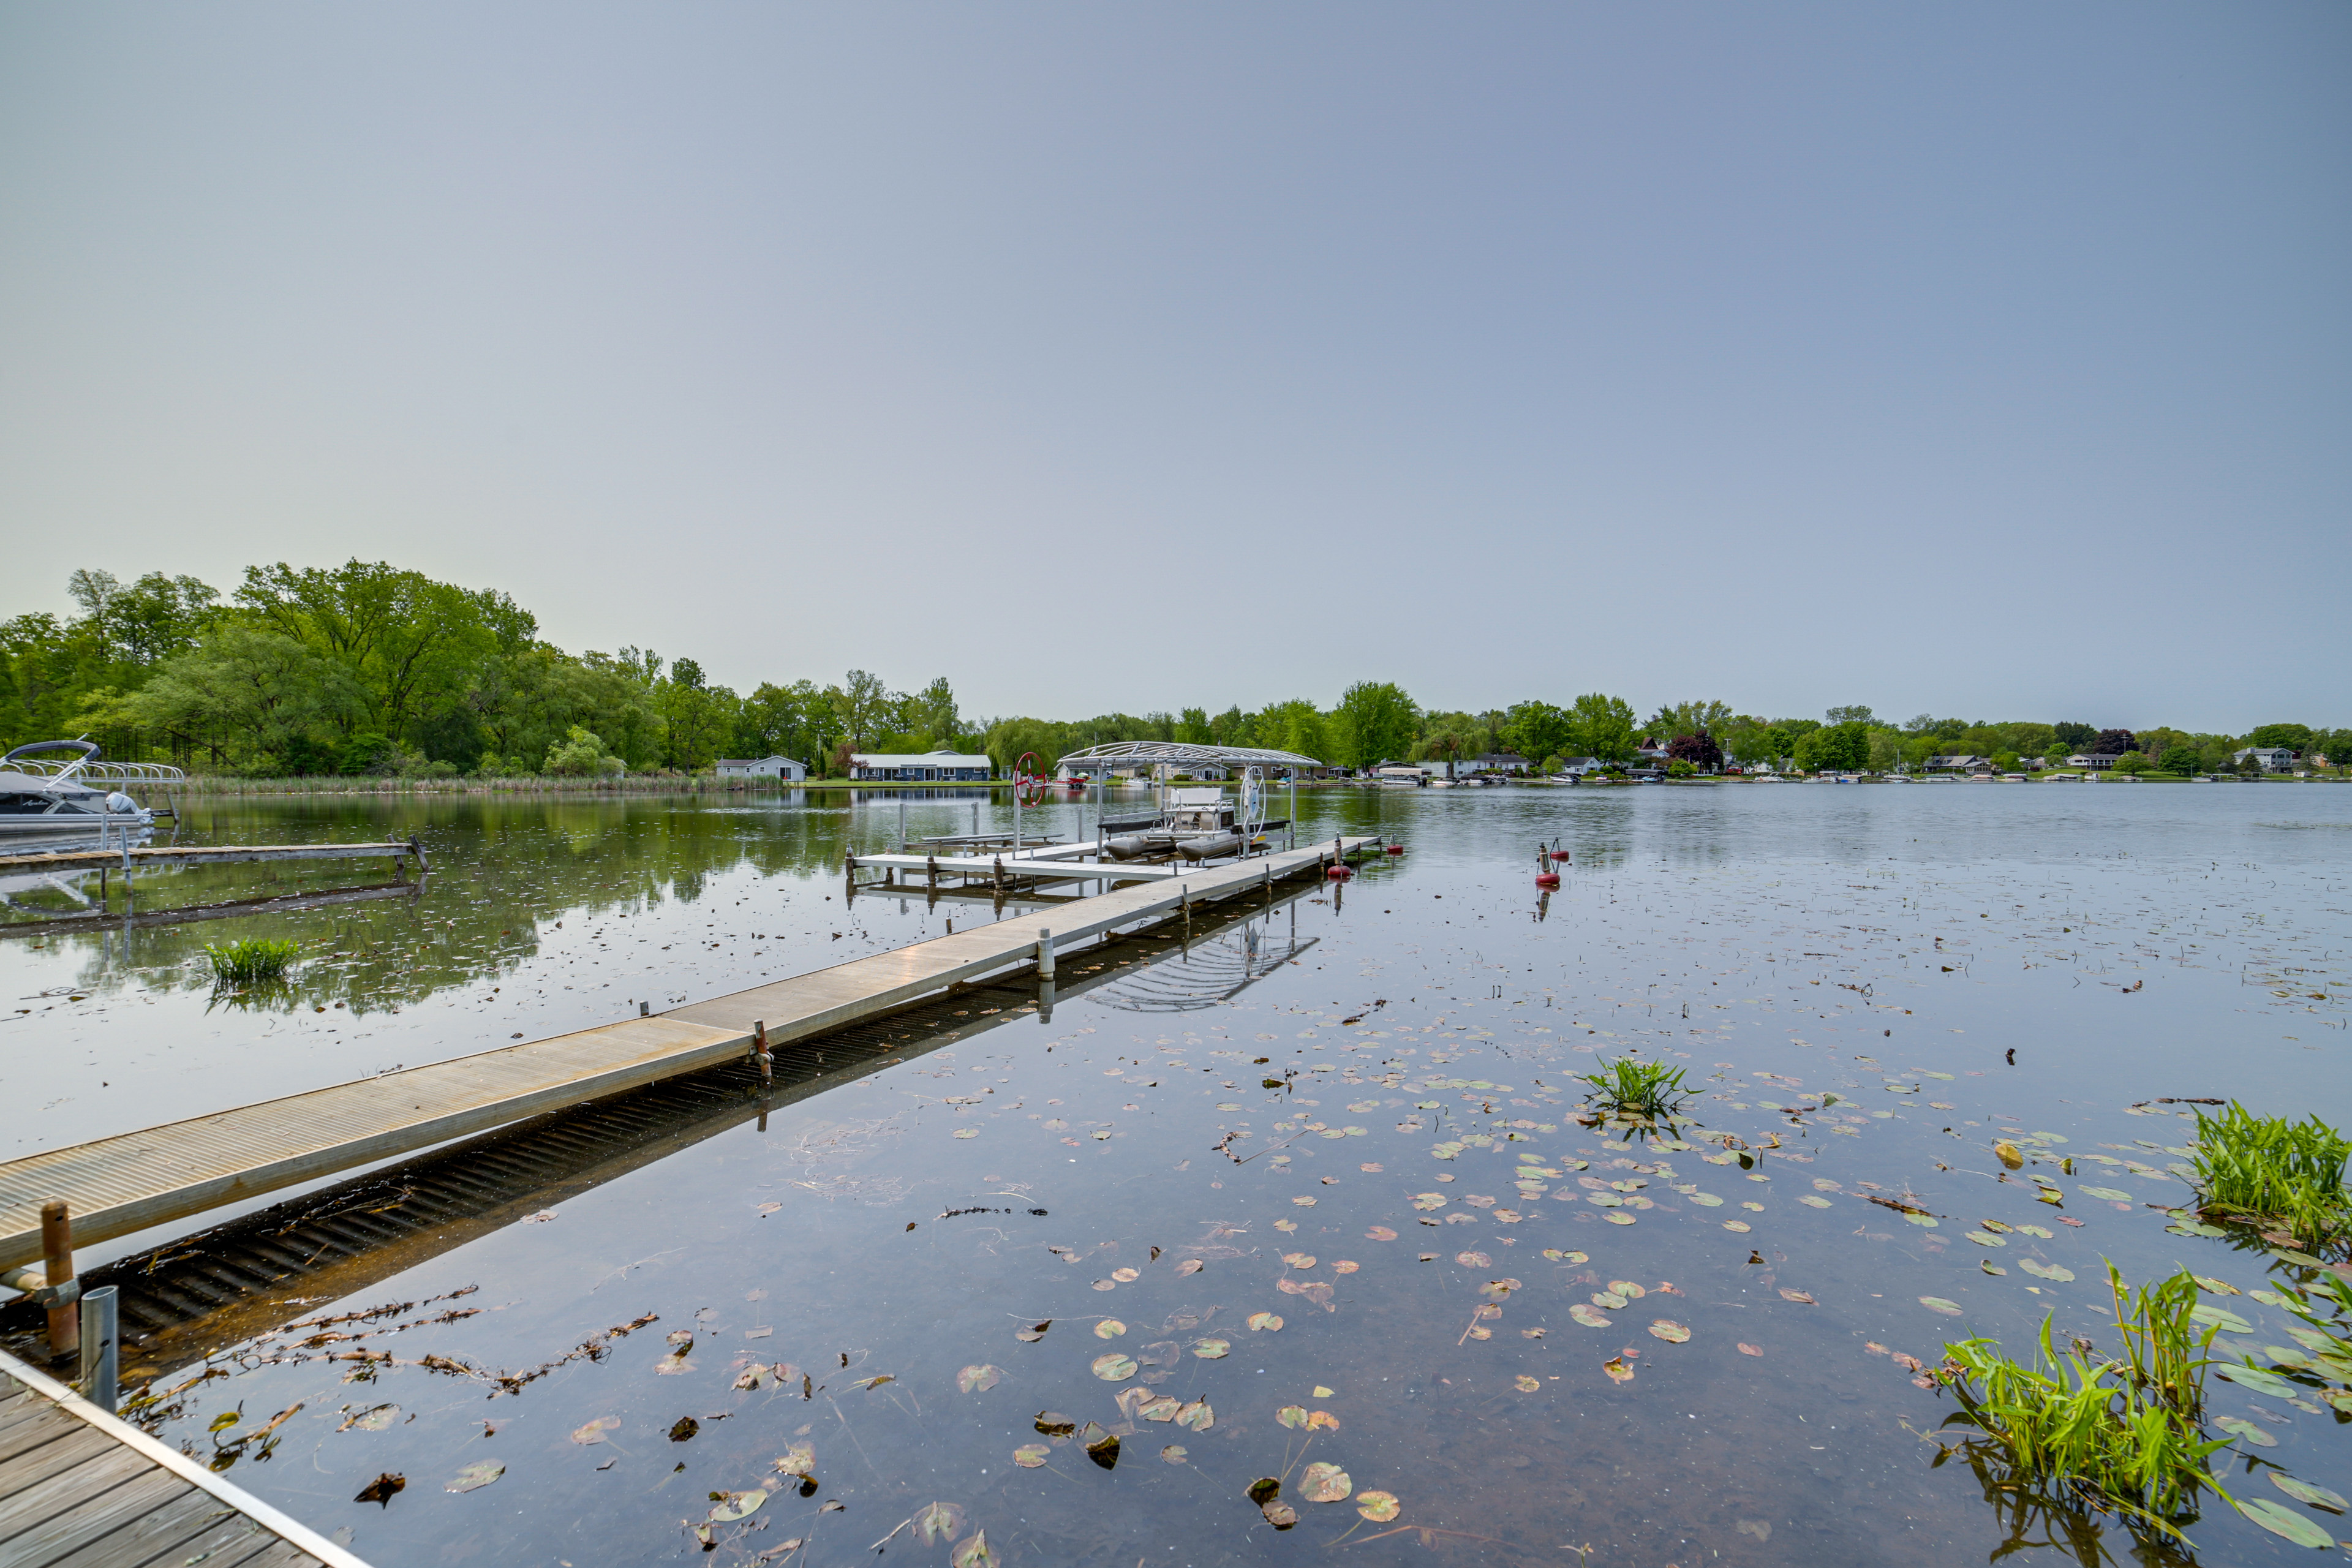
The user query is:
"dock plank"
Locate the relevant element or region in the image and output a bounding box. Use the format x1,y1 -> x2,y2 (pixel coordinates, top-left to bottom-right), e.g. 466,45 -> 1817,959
38,1488 -> 236,1568
0,1425 -> 119,1502
0,835 -> 1379,1270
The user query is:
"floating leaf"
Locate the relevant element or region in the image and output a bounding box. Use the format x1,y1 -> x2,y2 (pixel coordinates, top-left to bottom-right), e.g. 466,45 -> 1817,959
1355,1490 -> 1401,1522
914,1502 -> 966,1546
670,1417 -> 701,1441
1015,1320 -> 1050,1343
1779,1289 -> 1815,1305
2018,1260 -> 2075,1282
705,1490 -> 764,1522
1091,1354 -> 1138,1381
1138,1395 -> 1182,1422
1094,1321 -> 1125,1340
1605,1213 -> 1637,1226
1161,1444 -> 1189,1464
1649,1321 -> 1691,1344
2237,1497 -> 2334,1548
951,1529 -> 1000,1568
1799,1196 -> 1832,1208
2193,1275 -> 2241,1295
1112,1267 -> 1139,1282
1570,1304 -> 1611,1329
1366,1226 -> 1398,1240
1035,1412 -> 1076,1436
1456,1251 -> 1491,1268
2214,1363 -> 2299,1398
1278,1405 -> 1309,1430
1283,1253 -> 1317,1268
1920,1297 -> 1964,1316
2078,1186 -> 2133,1202
851,1374 -> 895,1391
1300,1462 -> 1353,1503
1248,1313 -> 1284,1332
1248,1477 -> 1282,1506
1176,1259 -> 1205,1276
1084,1427 -> 1120,1471
1721,1220 -> 1751,1233
1591,1291 -> 1627,1310
1966,1232 -> 2007,1248
1292,1197 -> 1316,1207
354,1472 -> 404,1507
1994,1140 -> 2024,1169
341,1404 -> 401,1433
1738,1343 -> 1764,1357
1261,1500 -> 1298,1529
2271,1474 -> 2348,1513
1688,1193 -> 1724,1207
774,1442 -> 815,1479
1192,1338 -> 1230,1359
1412,1194 -> 1447,1211
957,1364 -> 1003,1394
1174,1399 -> 1214,1431
445,1461 -> 504,1494
2191,1304 -> 2254,1335
1602,1357 -> 1634,1384
1515,1375 -> 1540,1392
1542,1250 -> 1589,1264
1012,1444 -> 1049,1468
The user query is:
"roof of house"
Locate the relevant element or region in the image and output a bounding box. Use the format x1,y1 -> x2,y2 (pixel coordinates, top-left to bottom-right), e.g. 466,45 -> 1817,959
850,750 -> 993,768
717,755 -> 801,766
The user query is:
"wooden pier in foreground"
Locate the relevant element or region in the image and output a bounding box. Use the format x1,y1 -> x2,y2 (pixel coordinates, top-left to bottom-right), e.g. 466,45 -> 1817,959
0,840 -> 427,878
0,835 -> 1379,1272
0,1346 -> 364,1568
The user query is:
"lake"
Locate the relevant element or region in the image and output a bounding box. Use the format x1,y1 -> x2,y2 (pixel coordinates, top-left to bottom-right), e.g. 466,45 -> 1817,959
4,782 -> 2350,1566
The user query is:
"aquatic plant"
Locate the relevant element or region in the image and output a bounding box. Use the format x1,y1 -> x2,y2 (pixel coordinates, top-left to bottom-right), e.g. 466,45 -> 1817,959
1574,1058 -> 1692,1120
1934,1265 -> 2230,1543
2187,1102 -> 2351,1257
203,938 -> 300,986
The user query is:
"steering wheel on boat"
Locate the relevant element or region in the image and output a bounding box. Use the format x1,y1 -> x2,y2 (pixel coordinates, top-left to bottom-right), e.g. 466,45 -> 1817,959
1237,766 -> 1266,840
1014,753 -> 1052,807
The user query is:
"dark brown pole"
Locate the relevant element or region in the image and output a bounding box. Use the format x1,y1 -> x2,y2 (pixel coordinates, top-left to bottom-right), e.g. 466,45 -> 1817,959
755,1020 -> 772,1084
41,1200 -> 77,1359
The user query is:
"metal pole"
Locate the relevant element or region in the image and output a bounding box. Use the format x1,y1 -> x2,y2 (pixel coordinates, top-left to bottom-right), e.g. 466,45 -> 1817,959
78,1286 -> 117,1412
1037,927 -> 1055,979
1289,772 -> 1297,850
898,797 -> 906,853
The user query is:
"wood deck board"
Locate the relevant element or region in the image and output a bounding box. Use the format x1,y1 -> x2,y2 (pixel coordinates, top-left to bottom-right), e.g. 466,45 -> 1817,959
0,1351 -> 351,1568
0,837 -> 1378,1269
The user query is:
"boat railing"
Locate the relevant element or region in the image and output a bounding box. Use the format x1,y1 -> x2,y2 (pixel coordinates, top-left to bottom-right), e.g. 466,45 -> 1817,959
11,758 -> 187,786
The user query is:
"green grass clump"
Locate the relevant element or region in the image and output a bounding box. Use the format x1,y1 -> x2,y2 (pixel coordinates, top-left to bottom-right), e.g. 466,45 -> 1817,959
204,938 -> 300,986
1574,1058 -> 1693,1120
2188,1102 -> 2350,1257
1936,1265 -> 2230,1544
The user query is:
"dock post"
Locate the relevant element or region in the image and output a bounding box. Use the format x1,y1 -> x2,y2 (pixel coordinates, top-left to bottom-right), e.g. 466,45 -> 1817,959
78,1284 -> 118,1412
927,853 -> 937,889
41,1200 -> 77,1360
898,798 -> 907,853
755,1020 -> 772,1084
640,1000 -> 650,1017
1037,927 -> 1055,979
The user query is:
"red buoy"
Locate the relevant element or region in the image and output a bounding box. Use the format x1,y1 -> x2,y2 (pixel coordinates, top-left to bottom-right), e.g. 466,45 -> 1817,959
1327,864 -> 1353,880
1385,845 -> 1404,856
1548,850 -> 1571,862
1536,870 -> 1561,889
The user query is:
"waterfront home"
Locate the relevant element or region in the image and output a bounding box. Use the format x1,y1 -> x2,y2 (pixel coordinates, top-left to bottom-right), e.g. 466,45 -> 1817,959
714,755 -> 807,781
1468,752 -> 1532,775
1552,756 -> 1607,778
2233,746 -> 2297,773
1924,754 -> 1992,774
849,750 -> 995,782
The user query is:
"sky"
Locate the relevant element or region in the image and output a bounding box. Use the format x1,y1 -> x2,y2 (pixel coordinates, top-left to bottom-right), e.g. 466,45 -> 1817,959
1,3 -> 2345,733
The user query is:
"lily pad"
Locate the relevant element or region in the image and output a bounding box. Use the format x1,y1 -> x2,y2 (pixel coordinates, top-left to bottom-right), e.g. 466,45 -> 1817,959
1192,1338 -> 1231,1359
1570,1304 -> 1611,1329
1161,1445 -> 1189,1464
446,1461 -> 504,1494
2191,1304 -> 2254,1335
1174,1399 -> 1213,1431
1300,1462 -> 1353,1503
1542,1250 -> 1589,1264
568,1415 -> 617,1444
2237,1497 -> 2334,1548
2078,1186 -> 2134,1202
1090,1354 -> 1138,1381
1012,1444 -> 1049,1468
952,1530 -> 1000,1568
1082,1424 -> 1120,1470
2271,1474 -> 2348,1513
957,1364 -> 1003,1393
1722,1220 -> 1752,1233
1688,1193 -> 1724,1207
2215,1415 -> 2277,1448
1283,1253 -> 1317,1269
1920,1297 -> 1964,1316
1602,1356 -> 1634,1384
705,1490 -> 764,1522
1035,1411 -> 1076,1436
1248,1312 -> 1284,1332
2018,1260 -> 2075,1282
1277,1405 -> 1308,1430
1356,1490 -> 1401,1522
1800,1196 -> 1833,1208
1649,1320 -> 1691,1343
2214,1363 -> 2299,1398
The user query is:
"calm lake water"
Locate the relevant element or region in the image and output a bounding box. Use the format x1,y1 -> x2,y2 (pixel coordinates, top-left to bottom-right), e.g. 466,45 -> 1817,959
5,782 -> 2351,1566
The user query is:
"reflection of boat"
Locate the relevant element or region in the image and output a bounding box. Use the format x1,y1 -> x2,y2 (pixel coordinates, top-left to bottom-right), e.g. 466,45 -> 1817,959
0,740 -> 181,838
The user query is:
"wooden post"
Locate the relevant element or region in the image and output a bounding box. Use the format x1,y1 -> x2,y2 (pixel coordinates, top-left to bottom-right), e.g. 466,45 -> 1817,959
755,1020 -> 772,1084
42,1200 -> 77,1359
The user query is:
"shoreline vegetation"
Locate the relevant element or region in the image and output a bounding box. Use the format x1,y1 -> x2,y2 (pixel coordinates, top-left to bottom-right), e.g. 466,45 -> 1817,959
4,559 -> 2343,786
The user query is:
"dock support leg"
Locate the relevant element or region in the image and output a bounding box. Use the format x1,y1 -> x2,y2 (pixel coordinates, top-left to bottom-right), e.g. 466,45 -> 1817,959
755,1019 -> 772,1084
41,1200 -> 77,1360
1037,927 -> 1055,979
79,1285 -> 117,1412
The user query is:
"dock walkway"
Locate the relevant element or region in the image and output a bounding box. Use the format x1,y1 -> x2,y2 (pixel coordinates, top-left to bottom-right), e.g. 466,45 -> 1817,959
0,836 -> 1380,1272
0,842 -> 426,878
0,1346 -> 364,1568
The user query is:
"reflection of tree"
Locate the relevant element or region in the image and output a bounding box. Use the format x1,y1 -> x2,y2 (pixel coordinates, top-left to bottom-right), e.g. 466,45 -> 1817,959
34,794 -> 880,1012
1937,1442 -> 2196,1568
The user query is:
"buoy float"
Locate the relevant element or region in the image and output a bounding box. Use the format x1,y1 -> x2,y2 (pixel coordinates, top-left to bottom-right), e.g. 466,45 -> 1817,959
1327,864 -> 1353,881
1536,870 -> 1561,889
1548,849 -> 1571,862
1385,844 -> 1404,856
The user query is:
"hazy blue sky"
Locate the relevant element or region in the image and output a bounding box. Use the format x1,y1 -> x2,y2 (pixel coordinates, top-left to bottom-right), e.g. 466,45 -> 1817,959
3,4 -> 2344,731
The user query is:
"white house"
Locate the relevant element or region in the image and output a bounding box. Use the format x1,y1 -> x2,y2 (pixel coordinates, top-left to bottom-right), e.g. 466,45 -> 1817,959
2067,753 -> 2124,771
2233,747 -> 2297,772
849,750 -> 995,782
1924,754 -> 1992,774
715,755 -> 807,781
1553,756 -> 1607,777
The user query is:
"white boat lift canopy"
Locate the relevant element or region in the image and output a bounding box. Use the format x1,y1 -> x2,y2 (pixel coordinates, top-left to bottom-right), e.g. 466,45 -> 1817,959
1055,742 -> 1322,772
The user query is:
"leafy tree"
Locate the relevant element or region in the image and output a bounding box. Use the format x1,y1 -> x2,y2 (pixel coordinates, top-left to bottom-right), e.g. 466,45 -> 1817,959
544,726 -> 625,776
1176,707 -> 1213,745
2052,722 -> 2097,751
2088,729 -> 2138,756
832,669 -> 892,750
1416,728 -> 1473,778
1564,693 -> 1638,763
1793,721 -> 1870,772
1666,757 -> 1697,778
2109,749 -> 2149,775
2158,745 -> 2199,775
1332,681 -> 1419,769
1665,731 -> 1722,772
2248,723 -> 2312,752
1649,699 -> 1734,741
899,676 -> 964,750
122,622 -> 366,770
1501,700 -> 1572,766
1825,704 -> 1875,726
1254,698 -> 1329,763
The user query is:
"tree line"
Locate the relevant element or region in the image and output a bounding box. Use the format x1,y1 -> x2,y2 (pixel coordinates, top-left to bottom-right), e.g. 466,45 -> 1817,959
1,564 -> 2338,780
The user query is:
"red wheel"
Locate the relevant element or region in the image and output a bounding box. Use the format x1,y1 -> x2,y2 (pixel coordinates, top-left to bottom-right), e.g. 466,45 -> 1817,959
1014,753 -> 1052,807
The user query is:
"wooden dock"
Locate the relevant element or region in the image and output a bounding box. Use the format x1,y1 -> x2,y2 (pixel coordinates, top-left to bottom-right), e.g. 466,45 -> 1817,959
0,835 -> 1380,1272
0,840 -> 426,878
0,1346 -> 364,1568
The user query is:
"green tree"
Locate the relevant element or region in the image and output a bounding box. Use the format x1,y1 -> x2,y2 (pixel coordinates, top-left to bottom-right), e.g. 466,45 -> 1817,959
1332,682 -> 1418,769
1501,701 -> 1572,767
2158,745 -> 2199,775
1176,707 -> 1213,745
1794,721 -> 1870,773
2248,723 -> 2313,752
1417,728 -> 1473,778
1564,693 -> 1638,763
1648,699 -> 1734,741
900,676 -> 963,750
832,669 -> 892,750
122,622 -> 366,771
1825,704 -> 1875,726
544,725 -> 625,777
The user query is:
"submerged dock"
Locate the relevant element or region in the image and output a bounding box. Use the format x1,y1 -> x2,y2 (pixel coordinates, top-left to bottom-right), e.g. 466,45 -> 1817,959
0,835 -> 1381,1273
0,840 -> 427,878
0,1346 -> 365,1568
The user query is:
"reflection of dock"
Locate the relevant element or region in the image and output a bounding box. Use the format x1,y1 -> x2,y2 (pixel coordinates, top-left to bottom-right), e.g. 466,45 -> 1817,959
0,880 -> 424,941
0,835 -> 1381,1273
0,1346 -> 363,1568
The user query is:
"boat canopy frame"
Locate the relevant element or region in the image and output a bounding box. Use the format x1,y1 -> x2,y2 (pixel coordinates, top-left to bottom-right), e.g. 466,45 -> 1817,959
1054,741 -> 1322,773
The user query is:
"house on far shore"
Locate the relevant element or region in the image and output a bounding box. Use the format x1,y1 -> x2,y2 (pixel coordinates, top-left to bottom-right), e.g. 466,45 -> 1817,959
2067,752 -> 2124,771
2233,746 -> 2297,773
715,755 -> 807,781
1634,736 -> 1670,763
1553,756 -> 1606,777
1924,754 -> 1992,774
850,750 -> 994,782
1468,752 -> 1531,775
